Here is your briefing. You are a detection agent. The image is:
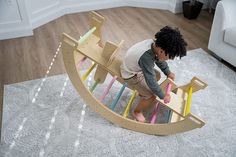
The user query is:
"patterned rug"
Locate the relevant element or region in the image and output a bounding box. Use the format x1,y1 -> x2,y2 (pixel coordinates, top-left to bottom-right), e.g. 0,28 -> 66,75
1,48 -> 236,157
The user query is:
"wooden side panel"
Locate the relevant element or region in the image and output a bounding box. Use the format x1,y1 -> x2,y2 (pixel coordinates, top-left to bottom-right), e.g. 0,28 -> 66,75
94,65 -> 108,83
178,77 -> 208,93
170,88 -> 185,122
74,52 -> 85,65
101,41 -> 118,62
89,11 -> 105,39
94,41 -> 117,83
160,78 -> 178,93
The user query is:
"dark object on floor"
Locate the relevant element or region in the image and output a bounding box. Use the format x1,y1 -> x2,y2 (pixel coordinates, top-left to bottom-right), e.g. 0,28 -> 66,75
183,1 -> 203,19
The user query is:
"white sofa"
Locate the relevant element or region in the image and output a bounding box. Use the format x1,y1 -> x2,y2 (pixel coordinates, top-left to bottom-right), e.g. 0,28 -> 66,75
208,0 -> 236,67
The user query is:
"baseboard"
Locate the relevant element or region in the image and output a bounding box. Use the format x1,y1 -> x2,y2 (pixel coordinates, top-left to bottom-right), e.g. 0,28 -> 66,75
0,27 -> 33,40
174,1 -> 183,13
64,0 -> 125,14
126,0 -> 169,10
31,6 -> 65,29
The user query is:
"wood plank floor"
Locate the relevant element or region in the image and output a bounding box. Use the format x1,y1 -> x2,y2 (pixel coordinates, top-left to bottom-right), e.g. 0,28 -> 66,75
0,7 -> 214,135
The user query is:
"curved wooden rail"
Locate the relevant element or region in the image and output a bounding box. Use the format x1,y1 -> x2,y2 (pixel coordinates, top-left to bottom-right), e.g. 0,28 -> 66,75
61,34 -> 205,135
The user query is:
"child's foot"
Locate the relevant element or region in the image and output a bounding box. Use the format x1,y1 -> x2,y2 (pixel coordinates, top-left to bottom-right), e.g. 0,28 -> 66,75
132,111 -> 146,123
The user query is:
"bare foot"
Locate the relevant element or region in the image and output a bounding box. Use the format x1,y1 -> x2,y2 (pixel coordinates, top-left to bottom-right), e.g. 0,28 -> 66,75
133,112 -> 146,123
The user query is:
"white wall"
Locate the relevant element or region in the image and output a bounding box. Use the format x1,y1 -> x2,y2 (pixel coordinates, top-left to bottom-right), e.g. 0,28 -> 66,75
0,0 -> 181,40
0,0 -> 32,39
24,0 -> 63,29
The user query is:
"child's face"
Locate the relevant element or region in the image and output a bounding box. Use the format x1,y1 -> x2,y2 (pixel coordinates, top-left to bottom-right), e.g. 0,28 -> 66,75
155,47 -> 170,61
158,48 -> 169,61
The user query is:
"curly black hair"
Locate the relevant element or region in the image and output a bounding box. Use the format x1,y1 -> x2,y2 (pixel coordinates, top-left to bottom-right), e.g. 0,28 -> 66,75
154,26 -> 187,59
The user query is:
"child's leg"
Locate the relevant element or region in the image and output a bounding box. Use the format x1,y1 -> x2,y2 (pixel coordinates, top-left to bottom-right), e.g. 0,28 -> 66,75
133,95 -> 156,122
134,95 -> 156,113
125,71 -> 160,122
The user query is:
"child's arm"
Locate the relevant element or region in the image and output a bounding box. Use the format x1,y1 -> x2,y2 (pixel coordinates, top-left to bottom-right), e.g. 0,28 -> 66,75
155,60 -> 171,76
138,53 -> 165,99
155,60 -> 175,80
167,72 -> 175,81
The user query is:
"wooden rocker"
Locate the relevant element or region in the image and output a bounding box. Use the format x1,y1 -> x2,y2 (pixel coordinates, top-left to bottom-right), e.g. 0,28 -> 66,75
61,11 -> 208,135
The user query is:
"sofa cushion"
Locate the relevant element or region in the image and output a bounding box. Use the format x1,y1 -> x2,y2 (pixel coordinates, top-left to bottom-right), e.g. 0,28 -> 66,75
224,26 -> 236,48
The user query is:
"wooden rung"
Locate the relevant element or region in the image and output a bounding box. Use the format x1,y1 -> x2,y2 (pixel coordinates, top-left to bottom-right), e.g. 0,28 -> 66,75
160,78 -> 178,93
89,79 -> 100,92
109,83 -> 127,110
166,83 -> 172,94
162,82 -> 172,123
99,76 -> 117,102
185,86 -> 193,116
76,56 -> 86,69
82,63 -> 97,81
150,82 -> 173,124
150,102 -> 160,124
123,90 -> 137,118
79,27 -> 96,45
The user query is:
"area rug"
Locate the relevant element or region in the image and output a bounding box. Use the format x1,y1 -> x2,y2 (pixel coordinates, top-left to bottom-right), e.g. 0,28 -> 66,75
1,48 -> 236,157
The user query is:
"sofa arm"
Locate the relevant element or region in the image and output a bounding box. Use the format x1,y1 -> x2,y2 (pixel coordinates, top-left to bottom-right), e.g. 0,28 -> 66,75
208,0 -> 236,51
221,0 -> 236,29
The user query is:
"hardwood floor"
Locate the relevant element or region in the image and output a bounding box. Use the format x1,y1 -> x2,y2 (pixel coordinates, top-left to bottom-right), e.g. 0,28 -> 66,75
0,7 -> 214,136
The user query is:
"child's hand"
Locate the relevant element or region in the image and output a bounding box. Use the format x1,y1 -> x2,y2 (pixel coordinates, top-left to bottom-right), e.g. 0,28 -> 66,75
164,94 -> 171,103
168,72 -> 175,81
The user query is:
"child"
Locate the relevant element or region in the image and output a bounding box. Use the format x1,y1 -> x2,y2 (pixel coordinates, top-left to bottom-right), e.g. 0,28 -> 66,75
120,26 -> 187,122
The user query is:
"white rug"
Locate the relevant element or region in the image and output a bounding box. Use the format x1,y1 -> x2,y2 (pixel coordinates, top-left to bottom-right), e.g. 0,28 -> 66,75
1,48 -> 236,157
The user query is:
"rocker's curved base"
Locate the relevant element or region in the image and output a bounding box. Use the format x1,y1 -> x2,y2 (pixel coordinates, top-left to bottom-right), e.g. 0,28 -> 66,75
61,36 -> 204,136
